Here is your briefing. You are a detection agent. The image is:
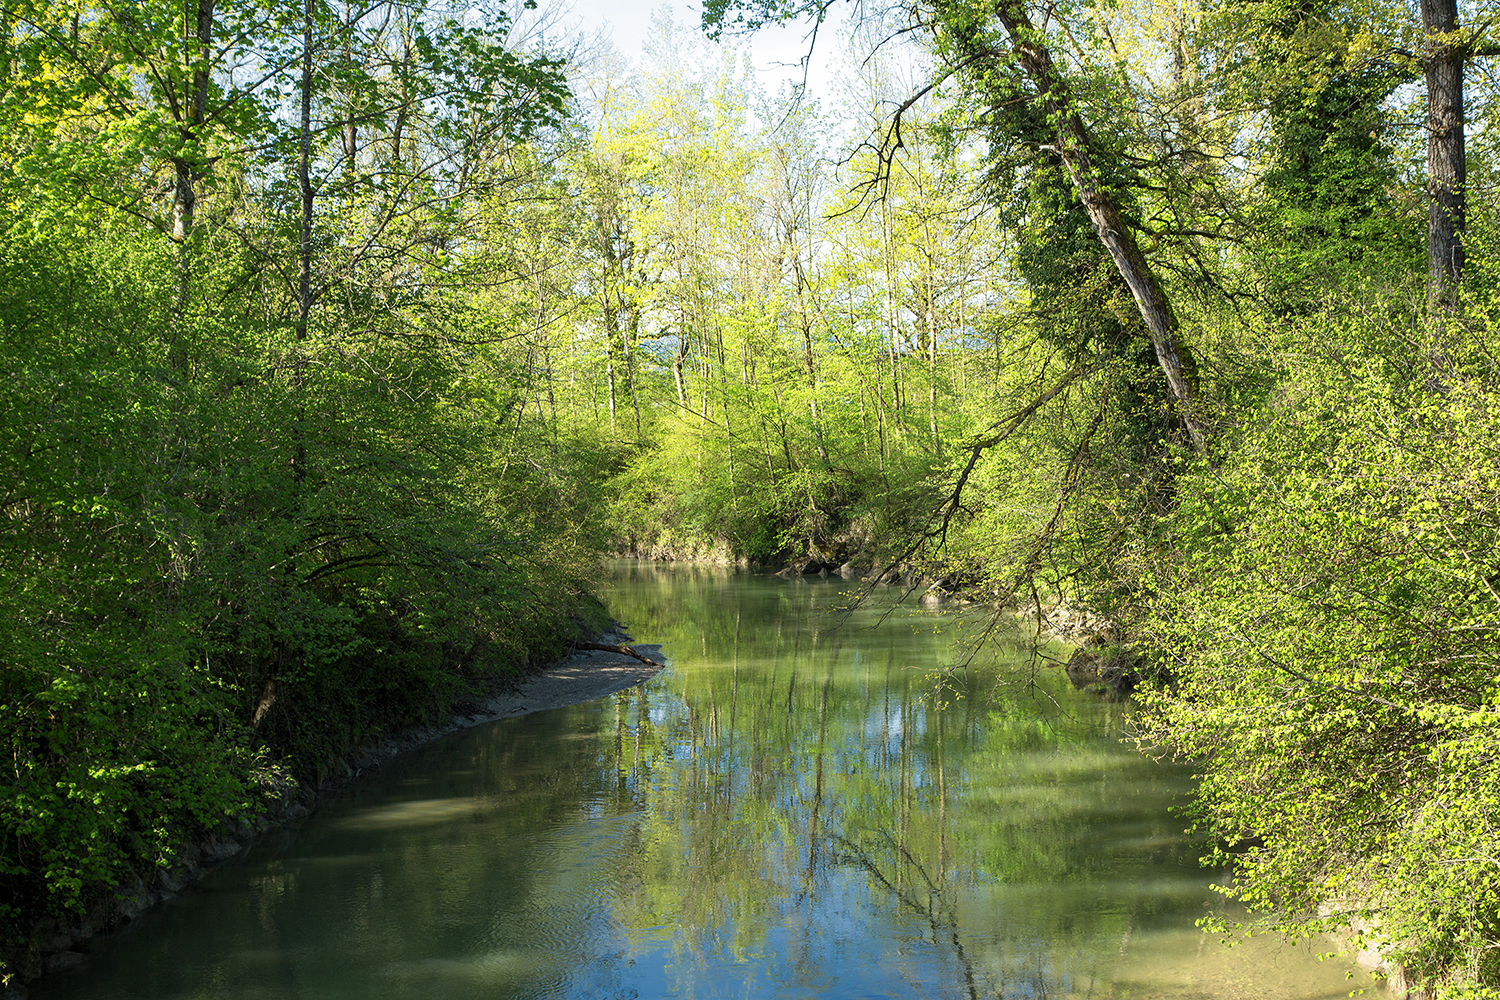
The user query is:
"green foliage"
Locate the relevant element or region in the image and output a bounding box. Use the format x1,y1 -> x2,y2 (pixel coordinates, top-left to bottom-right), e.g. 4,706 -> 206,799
1256,64 -> 1420,303
0,191 -> 603,980
683,4 -> 1494,990
1138,297 -> 1500,998
0,230 -> 246,959
2,0 -> 1498,990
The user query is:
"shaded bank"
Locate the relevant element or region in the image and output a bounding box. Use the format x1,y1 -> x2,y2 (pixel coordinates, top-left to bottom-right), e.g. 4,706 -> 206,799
3,607 -> 664,994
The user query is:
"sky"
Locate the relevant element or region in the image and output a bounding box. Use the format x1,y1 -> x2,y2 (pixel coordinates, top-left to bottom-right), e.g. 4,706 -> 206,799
545,0 -> 848,100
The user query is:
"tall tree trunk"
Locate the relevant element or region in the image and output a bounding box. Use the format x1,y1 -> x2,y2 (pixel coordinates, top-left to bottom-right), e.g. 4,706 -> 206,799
626,310 -> 643,440
600,247 -> 620,430
793,257 -> 830,466
390,26 -> 412,164
297,0 -> 313,352
674,303 -> 689,409
294,0 -> 314,488
803,319 -> 830,465
603,314 -> 618,429
994,1 -> 1210,455
171,0 -> 215,243
533,273 -> 559,442
1422,0 -> 1465,312
925,273 -> 940,457
858,390 -> 871,461
341,2 -> 357,175
881,207 -> 905,429
168,0 -> 215,361
717,325 -> 736,503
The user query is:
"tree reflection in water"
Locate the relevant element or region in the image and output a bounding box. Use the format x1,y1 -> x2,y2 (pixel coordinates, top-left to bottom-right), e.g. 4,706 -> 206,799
35,563 -> 1379,1000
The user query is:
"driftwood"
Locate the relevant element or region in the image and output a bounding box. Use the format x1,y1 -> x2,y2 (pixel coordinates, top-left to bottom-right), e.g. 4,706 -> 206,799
573,642 -> 664,668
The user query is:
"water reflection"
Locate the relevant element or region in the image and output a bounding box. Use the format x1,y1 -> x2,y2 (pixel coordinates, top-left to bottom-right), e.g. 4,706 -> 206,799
36,563 -> 1381,1000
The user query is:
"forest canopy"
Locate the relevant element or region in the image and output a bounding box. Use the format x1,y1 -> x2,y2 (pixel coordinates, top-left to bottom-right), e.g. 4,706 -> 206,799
1,0 -> 1497,995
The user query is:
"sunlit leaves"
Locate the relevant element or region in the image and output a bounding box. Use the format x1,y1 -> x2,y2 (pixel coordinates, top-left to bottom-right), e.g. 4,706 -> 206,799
1138,302 -> 1500,997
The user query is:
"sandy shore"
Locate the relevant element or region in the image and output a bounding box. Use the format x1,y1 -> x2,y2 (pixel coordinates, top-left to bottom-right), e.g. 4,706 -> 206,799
352,627 -> 667,763
459,635 -> 668,722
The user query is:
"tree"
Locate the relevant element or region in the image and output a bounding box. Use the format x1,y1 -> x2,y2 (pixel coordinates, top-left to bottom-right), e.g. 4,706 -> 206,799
0,5 -> 586,982
573,73 -> 653,436
1208,0 -> 1496,311
1421,0 -> 1470,311
0,0 -> 289,337
706,0 -> 1213,455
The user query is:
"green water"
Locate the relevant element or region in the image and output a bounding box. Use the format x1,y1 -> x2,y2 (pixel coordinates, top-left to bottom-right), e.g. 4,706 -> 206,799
36,563 -> 1381,999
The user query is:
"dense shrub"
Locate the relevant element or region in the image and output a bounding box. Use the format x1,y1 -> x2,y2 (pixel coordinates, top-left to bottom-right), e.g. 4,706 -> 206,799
1139,297 -> 1500,999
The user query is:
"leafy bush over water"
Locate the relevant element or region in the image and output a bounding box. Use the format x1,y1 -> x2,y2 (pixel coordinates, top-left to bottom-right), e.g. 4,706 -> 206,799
1139,299 -> 1500,998
0,230 -> 607,982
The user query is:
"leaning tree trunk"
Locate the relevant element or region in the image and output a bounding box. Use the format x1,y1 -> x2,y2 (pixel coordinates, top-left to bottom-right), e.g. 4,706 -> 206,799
996,0 -> 1210,456
1421,0 -> 1465,313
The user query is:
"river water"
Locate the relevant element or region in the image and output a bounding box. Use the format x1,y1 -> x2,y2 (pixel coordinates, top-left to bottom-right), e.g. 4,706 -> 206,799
36,563 -> 1381,1000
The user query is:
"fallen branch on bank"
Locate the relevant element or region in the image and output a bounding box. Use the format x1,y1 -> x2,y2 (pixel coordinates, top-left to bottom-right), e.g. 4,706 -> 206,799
572,642 -> 665,668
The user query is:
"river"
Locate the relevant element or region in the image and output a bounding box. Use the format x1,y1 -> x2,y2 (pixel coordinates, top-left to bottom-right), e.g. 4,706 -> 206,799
35,562 -> 1381,999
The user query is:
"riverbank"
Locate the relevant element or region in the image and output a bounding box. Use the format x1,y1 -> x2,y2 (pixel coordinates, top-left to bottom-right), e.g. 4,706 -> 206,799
5,626 -> 666,997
